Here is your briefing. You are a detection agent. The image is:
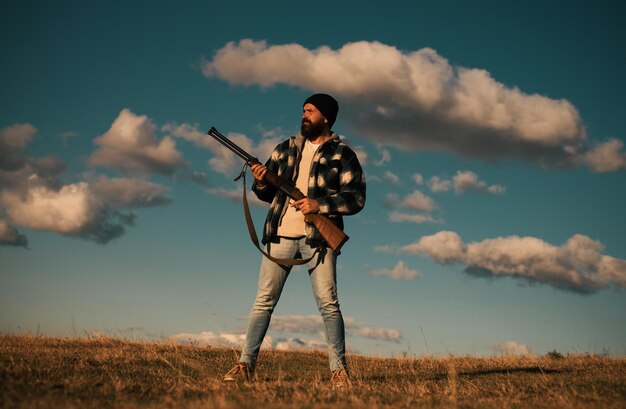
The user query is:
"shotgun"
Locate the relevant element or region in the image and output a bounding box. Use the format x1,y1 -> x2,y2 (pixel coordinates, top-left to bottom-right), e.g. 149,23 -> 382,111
207,127 -> 349,252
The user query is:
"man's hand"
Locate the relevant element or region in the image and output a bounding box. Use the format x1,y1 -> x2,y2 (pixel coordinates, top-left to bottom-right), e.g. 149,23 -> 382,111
291,198 -> 320,215
250,163 -> 267,186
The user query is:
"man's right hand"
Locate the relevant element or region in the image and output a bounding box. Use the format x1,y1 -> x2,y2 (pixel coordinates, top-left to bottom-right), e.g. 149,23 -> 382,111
250,163 -> 268,185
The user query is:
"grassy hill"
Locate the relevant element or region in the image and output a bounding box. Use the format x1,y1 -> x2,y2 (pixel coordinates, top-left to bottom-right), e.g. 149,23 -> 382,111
1,334 -> 624,408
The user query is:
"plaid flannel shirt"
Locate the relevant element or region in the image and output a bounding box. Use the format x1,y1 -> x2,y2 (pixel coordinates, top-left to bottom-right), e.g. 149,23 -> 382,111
252,132 -> 366,248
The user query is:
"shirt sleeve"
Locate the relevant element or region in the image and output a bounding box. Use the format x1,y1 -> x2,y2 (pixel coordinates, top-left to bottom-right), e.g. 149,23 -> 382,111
316,149 -> 366,216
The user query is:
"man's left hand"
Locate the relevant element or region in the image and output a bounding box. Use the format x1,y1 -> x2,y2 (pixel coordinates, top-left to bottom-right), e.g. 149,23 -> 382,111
291,198 -> 320,215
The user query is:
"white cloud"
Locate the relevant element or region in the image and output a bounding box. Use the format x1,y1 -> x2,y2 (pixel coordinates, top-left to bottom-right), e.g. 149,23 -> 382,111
201,40 -> 626,171
0,124 -> 64,195
0,123 -> 37,172
0,123 -> 36,149
373,148 -> 391,167
453,171 -> 505,194
274,337 -> 326,351
493,340 -> 533,356
162,122 -> 217,150
0,124 -> 172,245
270,315 -> 323,334
388,212 -> 436,224
270,315 -> 355,334
169,324 -> 396,350
170,329 -> 323,351
413,173 -> 424,185
580,139 -> 626,172
1,183 -> 106,235
448,68 -> 580,145
374,244 -> 398,254
1,120 -> 178,246
0,218 -> 28,247
0,156 -> 65,194
369,260 -> 420,280
166,123 -> 281,177
354,327 -> 403,343
428,176 -> 452,192
398,231 -> 626,293
169,331 -> 272,349
207,187 -> 269,208
427,171 -> 504,194
0,182 -> 141,244
89,109 -> 187,175
401,191 -> 436,212
0,176 -> 171,245
269,315 -> 402,344
386,190 -> 438,225
90,176 -> 172,207
383,171 -> 400,185
170,332 -> 322,352
0,169 -> 174,245
402,231 -> 466,264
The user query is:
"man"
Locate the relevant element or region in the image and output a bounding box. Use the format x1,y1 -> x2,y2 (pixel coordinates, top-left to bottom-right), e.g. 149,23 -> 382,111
222,94 -> 366,387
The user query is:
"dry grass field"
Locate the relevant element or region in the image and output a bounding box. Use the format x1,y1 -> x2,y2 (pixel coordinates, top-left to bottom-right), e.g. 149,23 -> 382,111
1,334 -> 625,409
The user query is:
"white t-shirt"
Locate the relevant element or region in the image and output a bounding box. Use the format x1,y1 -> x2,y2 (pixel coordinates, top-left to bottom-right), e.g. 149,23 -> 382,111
277,139 -> 320,238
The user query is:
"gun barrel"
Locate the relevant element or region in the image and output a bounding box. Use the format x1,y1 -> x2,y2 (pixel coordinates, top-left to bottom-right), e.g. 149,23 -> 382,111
208,127 -> 296,194
208,127 -> 258,164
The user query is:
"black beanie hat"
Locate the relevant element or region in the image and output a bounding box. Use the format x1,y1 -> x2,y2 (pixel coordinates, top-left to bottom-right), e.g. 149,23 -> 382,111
304,93 -> 339,129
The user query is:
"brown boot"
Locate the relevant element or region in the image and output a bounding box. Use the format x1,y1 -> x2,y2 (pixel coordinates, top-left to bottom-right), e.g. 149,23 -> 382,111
331,368 -> 352,388
222,363 -> 253,383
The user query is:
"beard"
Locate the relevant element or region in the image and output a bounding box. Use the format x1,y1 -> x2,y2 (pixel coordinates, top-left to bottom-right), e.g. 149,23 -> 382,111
301,118 -> 325,138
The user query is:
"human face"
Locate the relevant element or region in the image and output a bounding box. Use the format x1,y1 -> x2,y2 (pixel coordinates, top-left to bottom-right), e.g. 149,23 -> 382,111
301,103 -> 327,138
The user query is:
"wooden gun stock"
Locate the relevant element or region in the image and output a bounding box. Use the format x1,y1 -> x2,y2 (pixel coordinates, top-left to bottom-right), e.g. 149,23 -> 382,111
304,214 -> 349,252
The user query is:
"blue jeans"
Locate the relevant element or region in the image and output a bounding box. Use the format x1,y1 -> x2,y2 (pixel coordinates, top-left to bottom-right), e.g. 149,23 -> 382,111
240,237 -> 346,372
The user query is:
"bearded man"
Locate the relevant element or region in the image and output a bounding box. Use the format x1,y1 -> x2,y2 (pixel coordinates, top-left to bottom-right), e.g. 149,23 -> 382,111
222,93 -> 366,387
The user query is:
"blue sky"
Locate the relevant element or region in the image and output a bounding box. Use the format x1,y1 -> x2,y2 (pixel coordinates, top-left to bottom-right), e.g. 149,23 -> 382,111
1,0 -> 625,357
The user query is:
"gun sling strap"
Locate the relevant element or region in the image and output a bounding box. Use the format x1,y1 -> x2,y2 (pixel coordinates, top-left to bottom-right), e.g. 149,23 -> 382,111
239,166 -> 322,266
